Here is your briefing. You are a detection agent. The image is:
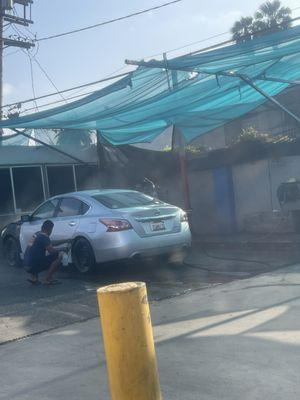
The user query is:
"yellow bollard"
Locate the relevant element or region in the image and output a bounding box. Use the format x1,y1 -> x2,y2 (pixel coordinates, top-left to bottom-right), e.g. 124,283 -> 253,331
97,282 -> 162,400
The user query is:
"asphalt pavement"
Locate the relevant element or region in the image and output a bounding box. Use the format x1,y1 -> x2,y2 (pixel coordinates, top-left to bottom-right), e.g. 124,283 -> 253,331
1,245 -> 299,344
1,261 -> 300,400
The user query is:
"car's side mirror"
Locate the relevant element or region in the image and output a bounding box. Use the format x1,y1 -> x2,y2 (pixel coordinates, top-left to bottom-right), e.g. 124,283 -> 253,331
21,214 -> 32,223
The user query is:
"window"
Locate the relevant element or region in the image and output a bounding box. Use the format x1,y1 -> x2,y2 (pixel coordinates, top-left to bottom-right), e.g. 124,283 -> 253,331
92,192 -> 162,209
47,166 -> 75,196
56,197 -> 88,217
31,199 -> 59,220
12,167 -> 44,212
0,168 -> 14,214
75,165 -> 99,190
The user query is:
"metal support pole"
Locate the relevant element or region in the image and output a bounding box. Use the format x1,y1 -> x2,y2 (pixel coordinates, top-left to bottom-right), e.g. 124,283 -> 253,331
12,128 -> 88,164
125,59 -> 300,126
163,52 -> 172,92
173,125 -> 191,211
97,282 -> 162,400
237,74 -> 300,124
258,75 -> 300,86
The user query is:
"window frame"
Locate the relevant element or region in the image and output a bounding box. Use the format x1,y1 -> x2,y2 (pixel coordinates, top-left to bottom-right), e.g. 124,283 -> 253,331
12,165 -> 46,213
54,197 -> 90,218
31,198 -> 60,221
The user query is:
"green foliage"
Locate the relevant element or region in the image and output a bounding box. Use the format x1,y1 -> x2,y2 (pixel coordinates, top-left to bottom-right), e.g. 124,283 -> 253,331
163,144 -> 209,153
231,17 -> 254,43
231,1 -> 292,43
185,144 -> 209,154
233,126 -> 274,144
163,145 -> 172,152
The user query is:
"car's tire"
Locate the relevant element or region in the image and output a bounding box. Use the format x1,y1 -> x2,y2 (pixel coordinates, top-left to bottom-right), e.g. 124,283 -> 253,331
72,237 -> 96,274
3,236 -> 22,268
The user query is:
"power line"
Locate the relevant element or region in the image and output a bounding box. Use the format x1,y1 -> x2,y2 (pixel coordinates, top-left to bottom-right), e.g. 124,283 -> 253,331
3,48 -> 22,57
1,71 -> 131,109
3,5 -> 300,111
30,54 -> 68,104
36,0 -> 184,42
27,53 -> 39,111
147,5 -> 300,58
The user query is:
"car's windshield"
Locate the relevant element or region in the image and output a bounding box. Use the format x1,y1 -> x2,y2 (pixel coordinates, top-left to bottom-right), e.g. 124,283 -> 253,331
92,192 -> 162,209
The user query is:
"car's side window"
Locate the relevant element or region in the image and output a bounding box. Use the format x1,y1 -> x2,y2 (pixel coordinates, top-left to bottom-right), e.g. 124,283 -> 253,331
31,199 -> 59,220
80,201 -> 90,215
56,198 -> 86,218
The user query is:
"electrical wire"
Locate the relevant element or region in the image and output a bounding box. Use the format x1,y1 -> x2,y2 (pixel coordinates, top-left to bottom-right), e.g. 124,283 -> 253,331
31,55 -> 68,104
0,71 -> 131,110
3,5 -> 300,111
3,48 -> 22,57
146,5 -> 300,59
27,53 -> 39,112
10,22 -> 60,102
36,0 -> 184,42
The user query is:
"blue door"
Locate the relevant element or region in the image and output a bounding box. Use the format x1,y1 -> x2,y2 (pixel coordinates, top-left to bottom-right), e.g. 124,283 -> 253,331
213,166 -> 237,234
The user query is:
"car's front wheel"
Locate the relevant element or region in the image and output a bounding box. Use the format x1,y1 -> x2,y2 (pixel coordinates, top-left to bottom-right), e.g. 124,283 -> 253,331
4,237 -> 22,268
72,237 -> 96,274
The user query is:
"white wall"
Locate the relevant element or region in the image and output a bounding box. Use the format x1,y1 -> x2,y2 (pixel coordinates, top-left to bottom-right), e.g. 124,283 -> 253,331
232,159 -> 272,231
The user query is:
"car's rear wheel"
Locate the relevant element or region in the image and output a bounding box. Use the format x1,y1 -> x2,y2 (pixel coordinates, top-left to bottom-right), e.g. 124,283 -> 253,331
4,237 -> 22,268
72,237 -> 96,274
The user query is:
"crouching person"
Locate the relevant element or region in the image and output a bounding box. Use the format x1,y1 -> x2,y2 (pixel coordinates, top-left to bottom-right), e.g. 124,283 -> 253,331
24,220 -> 62,285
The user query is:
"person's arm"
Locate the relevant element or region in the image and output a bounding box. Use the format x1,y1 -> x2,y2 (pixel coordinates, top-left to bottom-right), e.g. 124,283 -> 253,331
52,239 -> 72,246
46,244 -> 59,255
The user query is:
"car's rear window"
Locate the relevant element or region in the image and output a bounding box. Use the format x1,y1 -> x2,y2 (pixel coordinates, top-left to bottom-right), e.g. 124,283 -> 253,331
92,192 -> 162,209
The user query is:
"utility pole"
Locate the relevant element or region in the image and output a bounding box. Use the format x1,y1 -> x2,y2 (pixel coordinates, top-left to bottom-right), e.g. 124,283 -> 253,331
0,0 -> 34,126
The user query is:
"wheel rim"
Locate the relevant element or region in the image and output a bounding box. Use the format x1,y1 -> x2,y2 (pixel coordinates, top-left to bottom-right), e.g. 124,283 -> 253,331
74,240 -> 92,273
6,239 -> 18,267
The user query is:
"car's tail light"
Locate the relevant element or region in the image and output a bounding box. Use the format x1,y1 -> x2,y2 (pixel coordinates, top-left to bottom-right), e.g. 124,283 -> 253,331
100,218 -> 133,232
180,212 -> 188,222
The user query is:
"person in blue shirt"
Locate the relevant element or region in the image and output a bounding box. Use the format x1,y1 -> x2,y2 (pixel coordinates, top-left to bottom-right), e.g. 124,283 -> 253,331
24,220 -> 62,285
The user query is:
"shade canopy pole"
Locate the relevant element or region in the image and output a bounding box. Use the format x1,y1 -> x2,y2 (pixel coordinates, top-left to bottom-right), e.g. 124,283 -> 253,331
125,59 -> 300,127
173,125 -> 191,211
12,128 -> 88,165
163,52 -> 172,92
236,74 -> 300,124
257,75 -> 300,86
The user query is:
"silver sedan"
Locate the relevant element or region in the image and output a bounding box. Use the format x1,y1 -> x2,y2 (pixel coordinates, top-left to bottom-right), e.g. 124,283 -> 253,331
3,190 -> 192,273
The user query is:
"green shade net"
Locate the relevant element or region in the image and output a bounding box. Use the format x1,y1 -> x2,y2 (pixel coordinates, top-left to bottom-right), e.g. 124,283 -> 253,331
1,26 -> 300,145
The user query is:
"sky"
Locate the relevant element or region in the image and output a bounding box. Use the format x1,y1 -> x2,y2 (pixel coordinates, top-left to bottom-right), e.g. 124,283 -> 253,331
3,0 -> 300,113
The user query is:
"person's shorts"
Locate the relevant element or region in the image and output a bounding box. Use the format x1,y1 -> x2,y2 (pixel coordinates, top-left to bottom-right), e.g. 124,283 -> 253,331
26,254 -> 59,274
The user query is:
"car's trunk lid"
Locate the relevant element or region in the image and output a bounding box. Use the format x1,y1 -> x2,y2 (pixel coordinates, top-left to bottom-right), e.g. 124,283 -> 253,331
118,205 -> 181,237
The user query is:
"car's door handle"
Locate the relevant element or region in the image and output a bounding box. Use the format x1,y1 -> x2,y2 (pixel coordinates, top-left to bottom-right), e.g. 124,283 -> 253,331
68,222 -> 77,227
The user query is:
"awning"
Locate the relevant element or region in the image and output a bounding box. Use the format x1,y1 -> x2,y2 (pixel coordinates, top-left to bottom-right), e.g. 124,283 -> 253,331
1,25 -> 300,145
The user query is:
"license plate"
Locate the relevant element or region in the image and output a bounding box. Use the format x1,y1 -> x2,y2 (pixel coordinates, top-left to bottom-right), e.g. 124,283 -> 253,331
151,221 -> 165,231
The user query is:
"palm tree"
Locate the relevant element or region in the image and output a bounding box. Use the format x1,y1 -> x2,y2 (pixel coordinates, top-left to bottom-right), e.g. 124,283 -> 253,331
231,1 -> 292,42
253,1 -> 292,35
231,17 -> 254,43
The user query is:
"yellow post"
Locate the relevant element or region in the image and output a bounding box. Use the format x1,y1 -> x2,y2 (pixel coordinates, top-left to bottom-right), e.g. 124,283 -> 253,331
97,282 -> 162,400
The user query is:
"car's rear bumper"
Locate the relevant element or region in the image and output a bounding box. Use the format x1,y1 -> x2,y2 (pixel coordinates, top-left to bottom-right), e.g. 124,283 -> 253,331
91,224 -> 192,263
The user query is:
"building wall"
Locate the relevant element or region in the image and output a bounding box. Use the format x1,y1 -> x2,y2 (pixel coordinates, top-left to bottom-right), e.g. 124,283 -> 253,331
188,169 -> 218,235
232,159 -> 273,231
191,86 -> 300,151
159,155 -> 300,235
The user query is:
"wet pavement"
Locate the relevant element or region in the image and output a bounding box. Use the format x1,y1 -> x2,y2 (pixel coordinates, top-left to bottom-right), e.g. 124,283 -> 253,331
1,245 -> 299,344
